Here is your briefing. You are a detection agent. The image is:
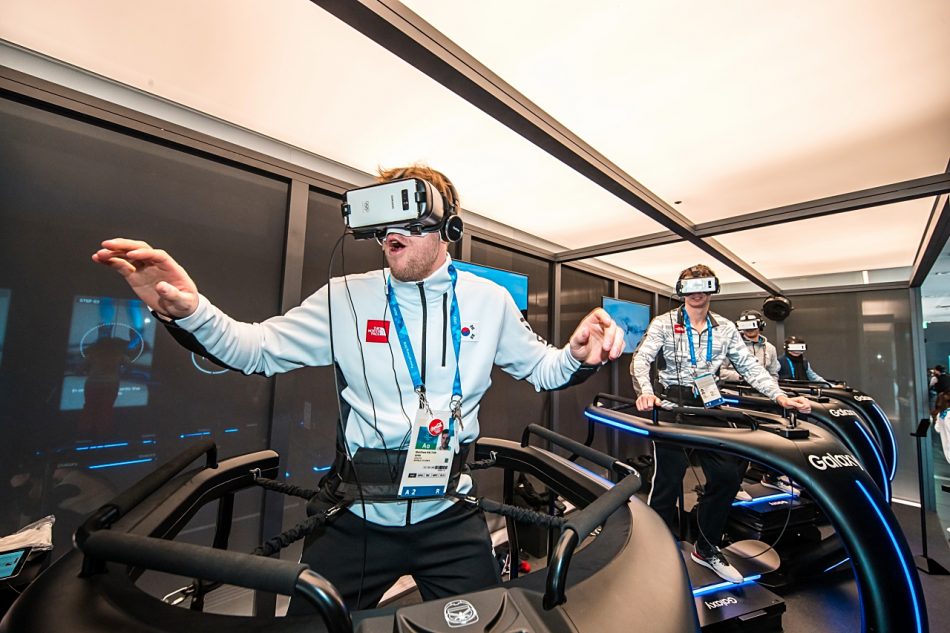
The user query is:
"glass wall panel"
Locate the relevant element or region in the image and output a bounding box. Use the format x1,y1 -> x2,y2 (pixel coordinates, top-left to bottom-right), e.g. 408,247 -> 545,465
0,96 -> 287,559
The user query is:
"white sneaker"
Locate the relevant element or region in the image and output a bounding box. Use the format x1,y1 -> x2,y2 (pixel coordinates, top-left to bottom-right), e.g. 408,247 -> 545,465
691,547 -> 744,584
761,474 -> 801,497
735,489 -> 753,502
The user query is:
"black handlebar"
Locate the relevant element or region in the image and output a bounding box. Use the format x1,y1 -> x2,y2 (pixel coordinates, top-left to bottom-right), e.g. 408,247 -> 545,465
543,472 -> 642,609
593,393 -> 758,428
82,531 -> 352,633
76,439 -> 218,545
521,423 -> 640,481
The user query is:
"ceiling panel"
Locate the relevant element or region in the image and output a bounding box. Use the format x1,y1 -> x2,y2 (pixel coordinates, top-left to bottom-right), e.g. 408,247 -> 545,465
405,1 -> 950,222
599,241 -> 750,289
714,198 -> 933,279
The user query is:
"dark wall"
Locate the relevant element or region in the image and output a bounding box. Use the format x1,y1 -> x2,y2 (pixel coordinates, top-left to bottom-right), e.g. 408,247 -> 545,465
557,267 -> 612,455
0,95 -> 286,559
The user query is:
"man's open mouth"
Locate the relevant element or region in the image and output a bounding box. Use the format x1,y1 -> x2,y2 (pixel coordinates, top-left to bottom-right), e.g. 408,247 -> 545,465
386,235 -> 408,252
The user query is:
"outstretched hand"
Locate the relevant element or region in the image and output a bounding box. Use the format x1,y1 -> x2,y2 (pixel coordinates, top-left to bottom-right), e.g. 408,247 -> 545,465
568,308 -> 626,365
91,238 -> 199,319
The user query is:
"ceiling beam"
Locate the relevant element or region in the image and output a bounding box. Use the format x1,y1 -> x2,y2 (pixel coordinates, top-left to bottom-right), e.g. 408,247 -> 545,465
909,194 -> 950,287
556,172 -> 950,262
310,0 -> 783,296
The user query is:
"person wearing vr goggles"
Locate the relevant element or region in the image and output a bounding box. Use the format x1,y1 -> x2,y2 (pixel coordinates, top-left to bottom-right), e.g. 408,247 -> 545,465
92,164 -> 625,611
630,264 -> 810,584
778,336 -> 826,383
719,310 -> 780,382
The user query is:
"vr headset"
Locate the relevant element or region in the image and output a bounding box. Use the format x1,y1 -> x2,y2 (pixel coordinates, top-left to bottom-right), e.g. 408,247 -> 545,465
786,342 -> 807,353
675,276 -> 720,296
736,310 -> 766,331
341,178 -> 464,242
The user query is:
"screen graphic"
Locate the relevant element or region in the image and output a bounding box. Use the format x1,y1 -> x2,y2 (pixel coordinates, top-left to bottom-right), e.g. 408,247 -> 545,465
60,296 -> 158,411
453,260 -> 529,313
602,297 -> 650,354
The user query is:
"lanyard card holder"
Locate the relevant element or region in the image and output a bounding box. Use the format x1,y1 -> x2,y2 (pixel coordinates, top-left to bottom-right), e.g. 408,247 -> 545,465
693,373 -> 724,408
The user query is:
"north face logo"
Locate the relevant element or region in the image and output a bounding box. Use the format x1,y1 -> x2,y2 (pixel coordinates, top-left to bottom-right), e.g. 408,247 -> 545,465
366,320 -> 390,343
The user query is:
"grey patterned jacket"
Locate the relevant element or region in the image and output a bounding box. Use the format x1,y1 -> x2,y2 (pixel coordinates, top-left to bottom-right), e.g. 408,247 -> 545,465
630,308 -> 786,402
719,334 -> 780,382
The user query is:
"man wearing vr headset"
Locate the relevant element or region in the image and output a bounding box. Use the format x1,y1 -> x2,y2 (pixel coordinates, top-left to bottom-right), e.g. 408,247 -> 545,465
719,310 -> 780,382
778,336 -> 826,382
630,264 -> 810,583
92,164 -> 625,610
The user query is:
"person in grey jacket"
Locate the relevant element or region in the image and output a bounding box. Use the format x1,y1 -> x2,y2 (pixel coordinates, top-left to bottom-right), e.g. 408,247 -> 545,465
631,265 -> 810,584
92,164 -> 625,610
719,310 -> 779,382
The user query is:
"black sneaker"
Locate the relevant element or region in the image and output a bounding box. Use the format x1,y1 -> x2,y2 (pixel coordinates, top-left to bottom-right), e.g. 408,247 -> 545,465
690,547 -> 744,583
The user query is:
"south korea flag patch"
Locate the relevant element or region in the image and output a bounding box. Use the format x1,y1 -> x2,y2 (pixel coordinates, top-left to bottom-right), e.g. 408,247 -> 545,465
460,322 -> 478,342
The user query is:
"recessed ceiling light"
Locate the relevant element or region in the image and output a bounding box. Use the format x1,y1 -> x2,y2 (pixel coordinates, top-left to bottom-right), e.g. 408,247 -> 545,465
934,271 -> 950,276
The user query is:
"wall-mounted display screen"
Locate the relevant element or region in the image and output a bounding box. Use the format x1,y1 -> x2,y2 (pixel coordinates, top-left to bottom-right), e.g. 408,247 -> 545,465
60,296 -> 158,411
602,296 -> 651,354
453,260 -> 529,313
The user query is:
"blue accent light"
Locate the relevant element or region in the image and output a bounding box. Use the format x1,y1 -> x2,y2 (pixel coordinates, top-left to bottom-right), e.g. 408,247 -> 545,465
871,402 -> 898,480
312,465 -> 332,472
823,558 -> 850,573
76,442 -> 129,451
854,479 -> 922,633
584,411 -> 650,436
732,492 -> 794,507
224,428 -> 239,433
722,397 -> 740,405
88,457 -> 154,470
692,574 -> 761,597
179,431 -> 212,439
853,420 -> 890,502
142,439 -> 155,445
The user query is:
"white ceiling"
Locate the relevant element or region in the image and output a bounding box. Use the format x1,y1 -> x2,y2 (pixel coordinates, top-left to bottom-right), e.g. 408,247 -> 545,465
1,0 -> 948,311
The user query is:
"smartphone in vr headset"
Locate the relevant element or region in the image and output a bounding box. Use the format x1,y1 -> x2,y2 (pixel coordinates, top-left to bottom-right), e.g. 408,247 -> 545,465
787,343 -> 807,352
677,277 -> 719,296
342,178 -> 450,239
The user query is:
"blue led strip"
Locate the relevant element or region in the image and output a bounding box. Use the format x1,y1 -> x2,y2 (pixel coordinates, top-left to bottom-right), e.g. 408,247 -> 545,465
312,465 -> 332,472
871,402 -> 898,480
584,411 -> 650,436
179,431 -> 212,439
721,397 -> 740,405
76,442 -> 129,451
223,428 -> 239,433
854,479 -> 922,633
88,457 -> 154,470
732,492 -> 794,507
692,574 -> 761,597
853,420 -> 890,502
823,558 -> 850,574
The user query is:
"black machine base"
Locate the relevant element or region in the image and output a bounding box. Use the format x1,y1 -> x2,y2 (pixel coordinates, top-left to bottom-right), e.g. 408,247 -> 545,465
681,544 -> 785,632
728,484 -> 820,536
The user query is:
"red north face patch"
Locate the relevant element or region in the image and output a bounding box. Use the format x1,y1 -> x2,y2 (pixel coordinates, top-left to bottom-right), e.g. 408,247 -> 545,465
365,320 -> 390,343
673,324 -> 686,334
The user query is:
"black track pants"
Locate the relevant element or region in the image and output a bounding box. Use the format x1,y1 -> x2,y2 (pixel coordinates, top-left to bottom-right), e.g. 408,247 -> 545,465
287,500 -> 501,613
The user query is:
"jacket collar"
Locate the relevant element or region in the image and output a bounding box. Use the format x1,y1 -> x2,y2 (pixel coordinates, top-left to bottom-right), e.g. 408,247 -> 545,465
677,307 -> 719,328
386,253 -> 453,304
